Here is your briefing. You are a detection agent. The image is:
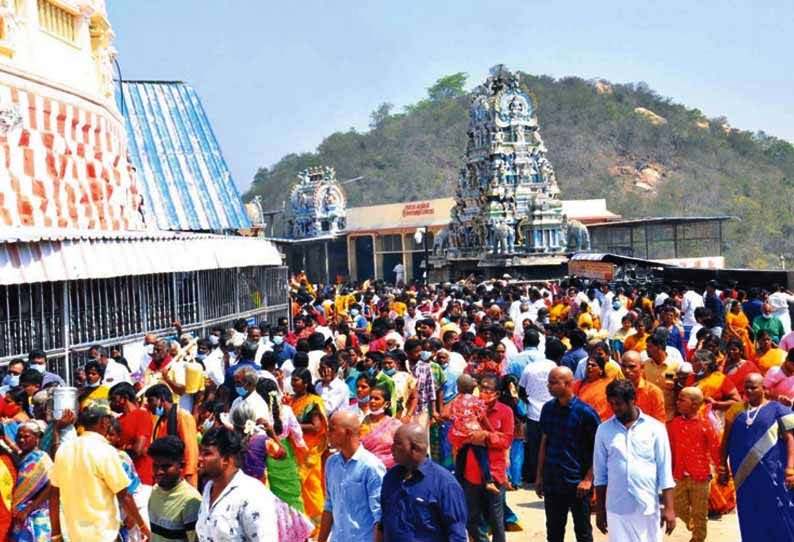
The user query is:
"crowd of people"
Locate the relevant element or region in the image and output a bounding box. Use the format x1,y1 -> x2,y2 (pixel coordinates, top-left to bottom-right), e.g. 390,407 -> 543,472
0,273 -> 793,542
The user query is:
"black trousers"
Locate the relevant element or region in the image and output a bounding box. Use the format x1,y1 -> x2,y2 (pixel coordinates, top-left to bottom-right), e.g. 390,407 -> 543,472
543,487 -> 593,542
523,418 -> 542,483
463,479 -> 506,542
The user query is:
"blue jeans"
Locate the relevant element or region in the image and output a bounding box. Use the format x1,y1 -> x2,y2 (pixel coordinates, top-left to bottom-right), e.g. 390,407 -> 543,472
509,439 -> 524,487
438,420 -> 454,470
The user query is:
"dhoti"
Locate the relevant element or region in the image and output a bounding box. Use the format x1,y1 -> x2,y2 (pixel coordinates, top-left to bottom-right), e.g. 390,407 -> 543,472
606,510 -> 662,542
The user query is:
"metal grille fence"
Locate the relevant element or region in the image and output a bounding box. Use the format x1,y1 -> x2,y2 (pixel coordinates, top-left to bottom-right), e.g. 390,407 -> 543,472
0,266 -> 289,379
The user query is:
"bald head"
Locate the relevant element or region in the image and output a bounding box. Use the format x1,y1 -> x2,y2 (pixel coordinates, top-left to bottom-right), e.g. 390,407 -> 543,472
330,409 -> 360,434
392,423 -> 428,468
621,351 -> 643,384
745,372 -> 763,388
548,366 -> 574,400
549,366 -> 573,383
328,410 -> 362,456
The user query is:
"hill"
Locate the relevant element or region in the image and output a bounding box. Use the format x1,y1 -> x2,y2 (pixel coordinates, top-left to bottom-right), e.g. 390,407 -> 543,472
244,71 -> 794,268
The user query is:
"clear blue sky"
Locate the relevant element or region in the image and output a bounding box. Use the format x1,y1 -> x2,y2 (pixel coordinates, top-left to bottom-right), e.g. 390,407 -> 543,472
108,1 -> 794,192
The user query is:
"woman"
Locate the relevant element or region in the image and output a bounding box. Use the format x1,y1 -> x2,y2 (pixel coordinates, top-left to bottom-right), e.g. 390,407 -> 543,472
723,338 -> 761,397
494,342 -> 508,376
690,349 -> 740,516
623,317 -> 650,353
230,402 -> 313,542
289,368 -> 327,530
754,329 -> 787,375
384,351 -> 415,421
498,374 -> 527,490
257,379 -> 306,513
2,388 -> 30,455
573,356 -> 613,421
353,374 -> 375,420
720,373 -> 794,541
725,300 -> 755,361
78,360 -> 109,410
764,348 -> 794,408
360,385 -> 402,469
10,421 -> 51,542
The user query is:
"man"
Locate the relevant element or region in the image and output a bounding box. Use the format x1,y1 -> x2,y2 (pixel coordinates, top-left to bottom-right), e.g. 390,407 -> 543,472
602,299 -> 628,338
318,410 -> 385,542
535,367 -> 600,542
109,382 -> 155,489
196,427 -> 277,541
643,333 -> 681,421
145,383 -> 199,487
393,261 -> 405,286
519,338 -> 564,485
769,284 -> 794,334
752,302 -> 786,344
458,373 -> 513,542
27,349 -> 65,387
270,326 -> 297,367
680,285 -> 704,341
703,281 -> 725,337
148,436 -> 202,542
222,341 -> 260,396
506,329 -> 544,379
307,332 -> 327,381
560,329 -> 588,374
741,288 -> 764,324
594,379 -> 676,541
232,365 -> 272,422
380,424 -> 468,542
620,351 -> 666,423
0,359 -> 24,394
49,405 -> 151,542
597,282 -> 615,332
443,330 -> 467,373
98,345 -> 132,386
405,338 -> 436,428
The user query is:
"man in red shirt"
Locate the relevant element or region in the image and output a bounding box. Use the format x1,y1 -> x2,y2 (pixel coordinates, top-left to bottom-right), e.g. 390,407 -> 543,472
620,351 -> 666,423
459,372 -> 514,542
109,382 -> 154,486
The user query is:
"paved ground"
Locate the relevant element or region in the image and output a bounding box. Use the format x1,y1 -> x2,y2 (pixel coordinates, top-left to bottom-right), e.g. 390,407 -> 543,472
505,487 -> 741,542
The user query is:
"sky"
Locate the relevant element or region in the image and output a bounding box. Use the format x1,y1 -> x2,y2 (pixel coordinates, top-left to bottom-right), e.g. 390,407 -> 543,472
108,1 -> 794,192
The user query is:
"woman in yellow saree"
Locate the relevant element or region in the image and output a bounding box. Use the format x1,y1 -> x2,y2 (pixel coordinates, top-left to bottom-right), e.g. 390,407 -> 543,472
724,301 -> 755,361
754,330 -> 787,375
289,368 -> 327,533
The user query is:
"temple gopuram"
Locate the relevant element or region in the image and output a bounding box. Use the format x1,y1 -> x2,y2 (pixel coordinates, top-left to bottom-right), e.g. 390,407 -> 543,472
289,166 -> 347,239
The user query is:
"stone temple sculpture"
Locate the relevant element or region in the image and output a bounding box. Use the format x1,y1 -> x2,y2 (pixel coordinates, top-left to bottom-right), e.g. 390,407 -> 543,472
289,166 -> 347,238
446,65 -> 565,257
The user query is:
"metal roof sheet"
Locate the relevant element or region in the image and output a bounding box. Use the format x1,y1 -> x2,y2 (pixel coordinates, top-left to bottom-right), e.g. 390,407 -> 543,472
0,236 -> 281,285
120,81 -> 251,231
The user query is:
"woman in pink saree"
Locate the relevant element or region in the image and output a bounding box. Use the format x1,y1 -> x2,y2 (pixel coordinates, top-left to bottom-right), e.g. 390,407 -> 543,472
360,385 -> 402,468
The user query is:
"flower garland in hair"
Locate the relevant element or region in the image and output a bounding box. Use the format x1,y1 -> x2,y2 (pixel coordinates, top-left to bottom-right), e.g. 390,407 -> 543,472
243,419 -> 257,436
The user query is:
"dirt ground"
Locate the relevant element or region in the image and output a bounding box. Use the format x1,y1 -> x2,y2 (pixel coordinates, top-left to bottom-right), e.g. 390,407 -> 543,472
505,487 -> 741,542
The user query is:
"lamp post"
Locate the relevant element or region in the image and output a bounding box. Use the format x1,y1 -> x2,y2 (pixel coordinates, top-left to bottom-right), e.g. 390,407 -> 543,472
415,227 -> 430,285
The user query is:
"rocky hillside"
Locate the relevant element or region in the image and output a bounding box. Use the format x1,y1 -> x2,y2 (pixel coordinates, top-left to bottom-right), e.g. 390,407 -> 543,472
244,71 -> 794,268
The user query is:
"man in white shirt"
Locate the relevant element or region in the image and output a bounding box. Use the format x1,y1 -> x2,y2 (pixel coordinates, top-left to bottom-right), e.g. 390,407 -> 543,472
315,357 -> 349,417
231,366 -> 271,424
769,285 -> 794,335
102,354 -> 132,387
307,332 -> 328,382
602,300 -> 628,338
519,338 -> 565,485
680,285 -> 704,341
599,283 -> 615,331
393,262 -> 405,286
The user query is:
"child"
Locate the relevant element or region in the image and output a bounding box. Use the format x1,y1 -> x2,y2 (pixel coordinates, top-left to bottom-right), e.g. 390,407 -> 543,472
668,387 -> 720,542
444,374 -> 499,494
147,436 -> 202,542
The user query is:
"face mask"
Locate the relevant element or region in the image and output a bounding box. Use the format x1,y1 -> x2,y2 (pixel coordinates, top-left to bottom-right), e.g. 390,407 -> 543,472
383,368 -> 396,376
3,374 -> 19,387
144,344 -> 155,355
420,351 -> 432,361
612,301 -> 621,310
31,363 -> 45,374
235,386 -> 248,397
154,406 -> 164,417
369,408 -> 385,416
479,391 -> 497,403
203,417 -> 214,432
763,314 -> 772,319
358,395 -> 370,404
86,381 -> 101,388
195,353 -> 207,362
208,335 -> 220,346
273,336 -> 284,346
367,367 -> 377,376
350,309 -> 359,316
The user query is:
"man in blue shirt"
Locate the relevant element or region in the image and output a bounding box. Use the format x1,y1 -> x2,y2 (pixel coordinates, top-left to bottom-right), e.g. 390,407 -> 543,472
381,424 -> 468,542
594,379 -> 676,541
536,366 -> 600,542
560,329 -> 588,374
506,329 -> 544,378
270,326 -> 296,367
319,410 -> 385,542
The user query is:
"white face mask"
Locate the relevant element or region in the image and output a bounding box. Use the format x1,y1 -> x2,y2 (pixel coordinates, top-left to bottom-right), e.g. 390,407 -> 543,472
369,408 -> 385,416
31,363 -> 46,374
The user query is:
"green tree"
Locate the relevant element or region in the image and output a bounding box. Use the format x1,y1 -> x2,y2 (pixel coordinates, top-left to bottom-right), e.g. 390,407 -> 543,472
427,72 -> 468,101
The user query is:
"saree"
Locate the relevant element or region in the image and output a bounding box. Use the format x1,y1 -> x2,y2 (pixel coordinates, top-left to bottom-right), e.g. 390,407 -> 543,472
0,455 -> 16,542
725,311 -> 755,360
573,378 -> 613,421
290,394 -> 327,528
728,402 -> 794,542
10,450 -> 52,542
623,332 -> 648,353
756,348 -> 787,375
79,385 -> 109,410
266,408 -> 306,512
360,415 -> 402,469
725,359 -> 760,396
695,372 -> 737,514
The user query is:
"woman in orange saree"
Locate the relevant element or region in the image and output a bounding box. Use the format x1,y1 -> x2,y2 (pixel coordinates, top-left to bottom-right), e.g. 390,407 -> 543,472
289,368 -> 327,533
724,301 -> 755,361
691,349 -> 741,516
572,355 -> 614,422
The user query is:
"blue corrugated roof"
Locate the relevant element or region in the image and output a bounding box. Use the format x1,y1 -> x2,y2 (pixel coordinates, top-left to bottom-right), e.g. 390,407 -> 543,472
119,81 -> 251,231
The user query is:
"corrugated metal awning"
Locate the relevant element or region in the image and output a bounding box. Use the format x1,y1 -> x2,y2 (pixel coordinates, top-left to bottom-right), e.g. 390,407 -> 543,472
120,81 -> 252,231
0,236 -> 282,285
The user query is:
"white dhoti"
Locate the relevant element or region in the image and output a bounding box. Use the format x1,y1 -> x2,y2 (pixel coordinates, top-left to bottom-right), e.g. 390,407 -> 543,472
606,510 -> 662,542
